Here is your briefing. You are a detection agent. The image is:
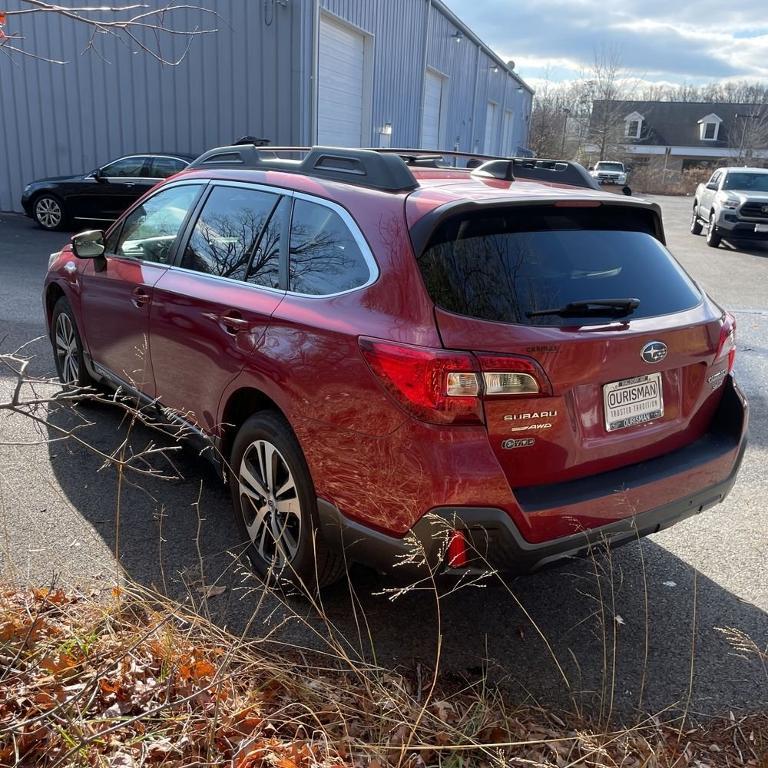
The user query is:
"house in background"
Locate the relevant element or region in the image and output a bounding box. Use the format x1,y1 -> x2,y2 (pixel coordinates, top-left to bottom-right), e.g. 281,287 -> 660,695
588,100 -> 768,179
0,0 -> 533,213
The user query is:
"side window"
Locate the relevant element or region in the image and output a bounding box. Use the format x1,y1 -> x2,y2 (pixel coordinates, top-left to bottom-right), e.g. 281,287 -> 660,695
708,171 -> 721,187
288,199 -> 371,295
180,185 -> 279,281
115,184 -> 202,264
101,157 -> 148,178
149,157 -> 189,179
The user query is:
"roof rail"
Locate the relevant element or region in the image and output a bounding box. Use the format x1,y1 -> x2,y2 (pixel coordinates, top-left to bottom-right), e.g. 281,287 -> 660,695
188,145 -> 418,193
472,158 -> 600,191
372,148 -> 600,190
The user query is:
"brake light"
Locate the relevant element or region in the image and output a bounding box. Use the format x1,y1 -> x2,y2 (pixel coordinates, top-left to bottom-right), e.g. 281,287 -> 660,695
716,312 -> 736,373
446,530 -> 468,568
359,338 -> 484,425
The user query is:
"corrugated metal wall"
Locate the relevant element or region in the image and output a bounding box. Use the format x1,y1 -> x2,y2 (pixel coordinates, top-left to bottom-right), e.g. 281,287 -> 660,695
321,0 -> 532,154
0,0 -> 313,212
0,0 -> 532,213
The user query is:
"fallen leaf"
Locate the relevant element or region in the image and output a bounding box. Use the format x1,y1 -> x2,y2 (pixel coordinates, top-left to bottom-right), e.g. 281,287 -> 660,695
197,585 -> 227,599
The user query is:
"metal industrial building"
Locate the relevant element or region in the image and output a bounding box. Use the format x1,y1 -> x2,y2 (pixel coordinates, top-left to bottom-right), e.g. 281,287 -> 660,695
0,0 -> 533,213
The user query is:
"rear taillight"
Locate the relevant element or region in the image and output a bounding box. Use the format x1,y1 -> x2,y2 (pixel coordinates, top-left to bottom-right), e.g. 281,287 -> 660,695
359,338 -> 484,425
359,340 -> 553,425
716,312 -> 736,373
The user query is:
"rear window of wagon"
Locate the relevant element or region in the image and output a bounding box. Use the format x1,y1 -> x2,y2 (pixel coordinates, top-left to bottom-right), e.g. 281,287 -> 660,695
416,205 -> 702,327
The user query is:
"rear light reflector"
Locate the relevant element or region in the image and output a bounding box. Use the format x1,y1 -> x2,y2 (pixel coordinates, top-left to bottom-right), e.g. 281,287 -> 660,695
715,312 -> 736,373
359,338 -> 484,425
446,530 -> 468,568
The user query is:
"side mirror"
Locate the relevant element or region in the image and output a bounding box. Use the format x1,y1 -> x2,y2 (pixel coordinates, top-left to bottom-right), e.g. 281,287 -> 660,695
588,166 -> 594,171
92,167 -> 106,182
706,182 -> 718,190
72,230 -> 105,259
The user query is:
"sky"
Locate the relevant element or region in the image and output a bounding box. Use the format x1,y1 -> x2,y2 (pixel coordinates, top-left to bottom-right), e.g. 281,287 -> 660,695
444,0 -> 768,90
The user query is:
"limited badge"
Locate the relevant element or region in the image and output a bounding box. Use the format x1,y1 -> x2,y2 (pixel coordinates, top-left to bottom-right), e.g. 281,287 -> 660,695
502,438 -> 535,449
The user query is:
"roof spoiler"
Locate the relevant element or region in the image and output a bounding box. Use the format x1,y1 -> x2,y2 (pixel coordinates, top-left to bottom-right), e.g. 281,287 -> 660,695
472,158 -> 601,191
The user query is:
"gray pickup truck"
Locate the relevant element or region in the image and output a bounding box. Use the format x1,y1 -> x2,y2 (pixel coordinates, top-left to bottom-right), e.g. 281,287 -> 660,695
691,166 -> 768,248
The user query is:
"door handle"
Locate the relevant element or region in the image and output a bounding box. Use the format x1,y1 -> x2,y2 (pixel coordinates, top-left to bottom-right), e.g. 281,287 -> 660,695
131,287 -> 150,308
202,311 -> 251,335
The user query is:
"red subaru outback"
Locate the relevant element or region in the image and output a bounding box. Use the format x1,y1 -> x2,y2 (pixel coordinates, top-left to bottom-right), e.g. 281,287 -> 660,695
43,147 -> 748,587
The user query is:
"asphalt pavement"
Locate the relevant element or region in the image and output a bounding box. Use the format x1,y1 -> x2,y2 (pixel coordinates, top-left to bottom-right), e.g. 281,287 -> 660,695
0,197 -> 766,720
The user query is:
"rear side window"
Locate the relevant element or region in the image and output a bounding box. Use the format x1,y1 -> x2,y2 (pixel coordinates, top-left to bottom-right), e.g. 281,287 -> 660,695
149,157 -> 188,178
288,199 -> 371,295
181,186 -> 280,282
417,205 -> 701,327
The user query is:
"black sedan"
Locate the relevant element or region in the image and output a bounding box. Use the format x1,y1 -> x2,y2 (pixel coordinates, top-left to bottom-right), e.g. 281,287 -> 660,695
21,153 -> 195,230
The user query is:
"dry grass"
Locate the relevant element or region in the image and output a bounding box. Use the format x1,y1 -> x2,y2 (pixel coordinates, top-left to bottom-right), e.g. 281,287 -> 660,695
1,583 -> 766,768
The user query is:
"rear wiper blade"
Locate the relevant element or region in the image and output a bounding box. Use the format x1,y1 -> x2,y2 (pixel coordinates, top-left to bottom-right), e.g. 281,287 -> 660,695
527,298 -> 641,318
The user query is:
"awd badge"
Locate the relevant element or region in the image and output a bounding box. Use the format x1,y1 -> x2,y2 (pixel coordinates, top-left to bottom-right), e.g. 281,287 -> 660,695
502,438 -> 535,449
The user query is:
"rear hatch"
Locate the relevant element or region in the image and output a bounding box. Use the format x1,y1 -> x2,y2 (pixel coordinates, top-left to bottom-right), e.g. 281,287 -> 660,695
414,200 -> 733,488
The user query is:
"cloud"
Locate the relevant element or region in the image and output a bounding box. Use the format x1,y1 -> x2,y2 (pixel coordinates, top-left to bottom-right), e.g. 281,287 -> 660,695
443,0 -> 768,85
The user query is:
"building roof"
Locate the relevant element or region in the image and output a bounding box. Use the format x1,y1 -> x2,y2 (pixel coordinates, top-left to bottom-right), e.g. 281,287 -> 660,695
591,100 -> 768,149
431,0 -> 534,95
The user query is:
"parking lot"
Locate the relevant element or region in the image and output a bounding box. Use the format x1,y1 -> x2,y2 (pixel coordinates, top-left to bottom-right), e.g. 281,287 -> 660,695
0,194 -> 766,718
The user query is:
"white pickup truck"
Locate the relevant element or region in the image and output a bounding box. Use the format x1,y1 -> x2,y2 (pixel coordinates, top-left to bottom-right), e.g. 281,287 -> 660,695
692,166 -> 768,248
589,161 -> 629,186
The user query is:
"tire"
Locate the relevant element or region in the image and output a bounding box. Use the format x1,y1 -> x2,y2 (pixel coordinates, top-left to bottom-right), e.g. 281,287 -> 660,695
33,194 -> 67,231
51,297 -> 92,387
706,211 -> 722,248
690,204 -> 703,235
229,411 -> 344,590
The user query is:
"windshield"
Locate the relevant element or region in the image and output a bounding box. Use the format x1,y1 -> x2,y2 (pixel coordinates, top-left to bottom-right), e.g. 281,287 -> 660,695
596,163 -> 624,172
417,206 -> 701,327
723,172 -> 768,192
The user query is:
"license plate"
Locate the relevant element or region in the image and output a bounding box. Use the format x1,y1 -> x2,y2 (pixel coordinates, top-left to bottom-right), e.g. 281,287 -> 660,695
755,224 -> 768,233
603,373 -> 664,432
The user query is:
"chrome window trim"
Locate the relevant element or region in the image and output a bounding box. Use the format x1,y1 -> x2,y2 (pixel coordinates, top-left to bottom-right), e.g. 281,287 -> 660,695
164,263 -> 288,296
165,179 -> 380,299
91,154 -> 190,181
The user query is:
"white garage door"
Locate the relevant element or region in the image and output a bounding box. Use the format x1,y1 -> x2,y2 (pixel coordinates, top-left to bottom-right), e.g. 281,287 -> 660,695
421,70 -> 445,149
318,16 -> 366,147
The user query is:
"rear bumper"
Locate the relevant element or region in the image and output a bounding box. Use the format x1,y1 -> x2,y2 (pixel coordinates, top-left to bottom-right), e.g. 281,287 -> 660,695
318,376 -> 747,575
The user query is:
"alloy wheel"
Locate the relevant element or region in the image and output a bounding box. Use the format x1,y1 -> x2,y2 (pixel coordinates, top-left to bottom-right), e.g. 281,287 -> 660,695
35,197 -> 62,229
54,312 -> 79,384
238,439 -> 302,569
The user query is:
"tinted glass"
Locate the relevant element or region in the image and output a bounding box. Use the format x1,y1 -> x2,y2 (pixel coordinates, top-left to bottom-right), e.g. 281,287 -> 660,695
289,199 -> 370,295
115,184 -> 201,263
149,157 -> 188,178
102,157 -> 148,178
181,186 -> 279,281
723,172 -> 768,192
417,206 -> 701,327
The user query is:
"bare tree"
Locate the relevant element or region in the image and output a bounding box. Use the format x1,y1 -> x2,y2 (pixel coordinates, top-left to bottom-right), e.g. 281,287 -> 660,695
0,2 -> 218,65
584,47 -> 630,161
